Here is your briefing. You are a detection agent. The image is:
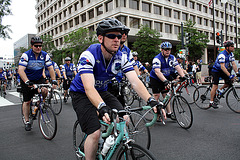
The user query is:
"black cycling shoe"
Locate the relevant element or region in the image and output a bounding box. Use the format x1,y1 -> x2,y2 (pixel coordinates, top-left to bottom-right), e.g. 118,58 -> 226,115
64,97 -> 67,103
209,103 -> 218,109
166,113 -> 176,120
4,92 -> 6,95
25,121 -> 32,131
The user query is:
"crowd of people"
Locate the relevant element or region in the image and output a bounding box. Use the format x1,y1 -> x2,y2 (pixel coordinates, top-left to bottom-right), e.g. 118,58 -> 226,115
13,17 -> 239,160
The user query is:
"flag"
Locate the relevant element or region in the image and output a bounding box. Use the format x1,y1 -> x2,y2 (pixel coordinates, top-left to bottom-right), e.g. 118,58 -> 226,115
208,0 -> 213,7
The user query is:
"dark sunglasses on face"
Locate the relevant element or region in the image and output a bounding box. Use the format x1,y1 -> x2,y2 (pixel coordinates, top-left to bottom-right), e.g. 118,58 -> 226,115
34,45 -> 42,48
105,34 -> 122,40
230,46 -> 234,47
163,48 -> 171,51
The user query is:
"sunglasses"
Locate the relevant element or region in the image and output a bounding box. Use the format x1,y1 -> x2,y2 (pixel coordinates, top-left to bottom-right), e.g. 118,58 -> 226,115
230,46 -> 234,47
105,34 -> 122,40
34,45 -> 42,48
163,48 -> 171,51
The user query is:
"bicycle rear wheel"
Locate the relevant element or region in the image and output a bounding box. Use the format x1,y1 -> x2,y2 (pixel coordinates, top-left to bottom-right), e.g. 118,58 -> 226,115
73,120 -> 86,160
173,95 -> 193,129
116,142 -> 157,160
127,112 -> 151,149
38,104 -> 57,140
226,86 -> 240,113
50,91 -> 62,115
193,85 -> 211,109
179,84 -> 197,104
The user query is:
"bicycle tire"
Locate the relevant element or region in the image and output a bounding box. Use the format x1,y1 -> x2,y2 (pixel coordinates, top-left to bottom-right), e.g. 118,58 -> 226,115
49,91 -> 62,115
127,112 -> 151,149
193,85 -> 211,109
179,84 -> 197,104
38,104 -> 57,140
116,142 -> 157,160
172,95 -> 193,129
226,86 -> 240,113
73,120 -> 86,160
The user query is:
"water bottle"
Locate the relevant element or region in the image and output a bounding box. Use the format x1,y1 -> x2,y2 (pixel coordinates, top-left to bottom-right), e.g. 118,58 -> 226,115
162,92 -> 171,104
32,106 -> 38,115
101,135 -> 115,156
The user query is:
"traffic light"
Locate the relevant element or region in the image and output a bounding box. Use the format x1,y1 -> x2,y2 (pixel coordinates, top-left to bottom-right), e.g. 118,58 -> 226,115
185,33 -> 191,45
216,32 -> 221,44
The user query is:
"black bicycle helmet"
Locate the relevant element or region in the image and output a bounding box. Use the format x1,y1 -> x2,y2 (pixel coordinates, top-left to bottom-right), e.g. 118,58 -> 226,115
223,40 -> 234,47
96,18 -> 125,36
65,57 -> 71,61
30,36 -> 43,45
123,26 -> 130,34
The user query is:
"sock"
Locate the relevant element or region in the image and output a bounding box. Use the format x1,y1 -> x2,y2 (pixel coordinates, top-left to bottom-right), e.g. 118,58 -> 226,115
210,101 -> 213,104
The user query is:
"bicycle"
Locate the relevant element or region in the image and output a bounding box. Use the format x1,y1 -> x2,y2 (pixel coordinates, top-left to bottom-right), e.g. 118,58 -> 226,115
143,79 -> 193,129
73,108 -> 158,160
193,77 -> 240,113
0,80 -> 6,98
6,79 -> 12,90
46,87 -> 62,115
21,84 -> 57,140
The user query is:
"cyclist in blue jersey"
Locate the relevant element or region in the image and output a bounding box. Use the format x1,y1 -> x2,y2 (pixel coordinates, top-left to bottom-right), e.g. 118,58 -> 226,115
69,18 -> 163,160
132,51 -> 150,77
150,41 -> 186,120
0,68 -> 7,95
43,54 -> 61,83
6,69 -> 12,90
62,57 -> 77,102
18,36 -> 57,131
209,40 -> 238,109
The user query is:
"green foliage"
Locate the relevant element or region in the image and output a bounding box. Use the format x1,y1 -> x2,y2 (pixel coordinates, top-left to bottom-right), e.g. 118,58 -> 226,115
177,20 -> 209,61
41,35 -> 56,54
0,0 -> 12,39
132,25 -> 162,62
234,48 -> 240,60
63,27 -> 98,63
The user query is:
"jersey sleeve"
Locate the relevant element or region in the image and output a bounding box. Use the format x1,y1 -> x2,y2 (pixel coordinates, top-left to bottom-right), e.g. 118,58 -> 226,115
78,51 -> 95,74
121,53 -> 134,73
18,53 -> 29,67
45,54 -> 52,67
54,63 -> 59,69
230,53 -> 235,62
172,56 -> 179,67
72,64 -> 77,71
152,57 -> 161,70
218,54 -> 226,63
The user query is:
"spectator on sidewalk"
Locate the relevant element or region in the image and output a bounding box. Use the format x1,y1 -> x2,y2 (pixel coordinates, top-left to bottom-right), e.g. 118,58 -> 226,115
196,59 -> 202,85
192,61 -> 197,83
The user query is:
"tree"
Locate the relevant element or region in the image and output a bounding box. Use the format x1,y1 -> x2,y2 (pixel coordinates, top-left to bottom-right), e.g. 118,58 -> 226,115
132,25 -> 162,62
177,20 -> 209,61
41,35 -> 56,54
0,0 -> 12,39
63,27 -> 98,63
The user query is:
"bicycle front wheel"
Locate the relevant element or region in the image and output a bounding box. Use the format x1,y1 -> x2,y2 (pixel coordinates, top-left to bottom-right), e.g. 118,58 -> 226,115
50,91 -> 62,115
73,120 -> 86,160
179,84 -> 197,104
127,112 -> 151,149
193,86 -> 211,109
226,86 -> 240,113
173,95 -> 193,129
116,142 -> 157,160
38,104 -> 57,140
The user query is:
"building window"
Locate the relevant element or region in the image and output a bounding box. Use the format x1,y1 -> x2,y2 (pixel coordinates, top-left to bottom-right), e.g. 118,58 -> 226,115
75,16 -> 79,25
63,9 -> 67,17
106,0 -> 113,12
203,6 -> 207,13
51,29 -> 54,36
59,25 -> 63,32
216,22 -> 219,29
154,5 -> 161,15
69,19 -> 73,28
174,10 -> 180,19
116,0 -> 126,7
142,2 -> 151,13
210,20 -> 213,27
116,16 -> 127,25
81,13 -> 86,22
143,20 -> 151,28
209,8 -> 213,15
68,6 -> 72,14
197,17 -> 202,25
55,39 -> 58,47
60,38 -> 63,45
220,11 -> 224,18
182,12 -> 188,21
74,2 -> 79,11
89,25 -> 94,33
190,15 -> 195,23
164,8 -> 171,17
54,15 -> 57,22
129,17 -> 140,28
97,5 -> 103,16
173,0 -> 179,4
88,9 -> 94,19
154,22 -> 162,32
58,0 -> 61,8
197,3 -> 201,11
174,26 -> 180,34
59,12 -> 62,20
204,18 -> 208,26
129,0 -> 139,10
80,0 -> 83,7
165,24 -> 172,33
182,0 -> 187,7
189,1 -> 194,9
55,28 -> 58,34
64,22 -> 68,30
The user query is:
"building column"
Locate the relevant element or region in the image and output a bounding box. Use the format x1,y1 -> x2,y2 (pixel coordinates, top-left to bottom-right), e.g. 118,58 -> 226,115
202,47 -> 208,64
126,0 -> 129,8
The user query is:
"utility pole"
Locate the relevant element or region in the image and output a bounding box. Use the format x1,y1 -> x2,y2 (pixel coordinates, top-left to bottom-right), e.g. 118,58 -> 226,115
235,0 -> 238,49
213,0 -> 216,60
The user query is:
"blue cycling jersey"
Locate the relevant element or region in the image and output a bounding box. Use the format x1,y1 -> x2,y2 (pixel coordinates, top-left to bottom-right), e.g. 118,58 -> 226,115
212,49 -> 235,72
134,60 -> 146,71
70,44 -> 134,93
150,53 -> 179,81
45,61 -> 59,78
18,49 -> 52,81
62,63 -> 76,79
0,71 -> 6,80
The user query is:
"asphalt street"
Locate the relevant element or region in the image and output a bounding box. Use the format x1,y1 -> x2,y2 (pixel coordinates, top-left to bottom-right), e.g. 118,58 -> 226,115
0,86 -> 240,160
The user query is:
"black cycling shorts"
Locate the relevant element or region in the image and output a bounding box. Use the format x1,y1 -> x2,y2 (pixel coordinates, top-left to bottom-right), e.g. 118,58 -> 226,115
212,71 -> 231,85
150,76 -> 174,94
70,91 -> 123,135
20,77 -> 45,102
63,79 -> 71,90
